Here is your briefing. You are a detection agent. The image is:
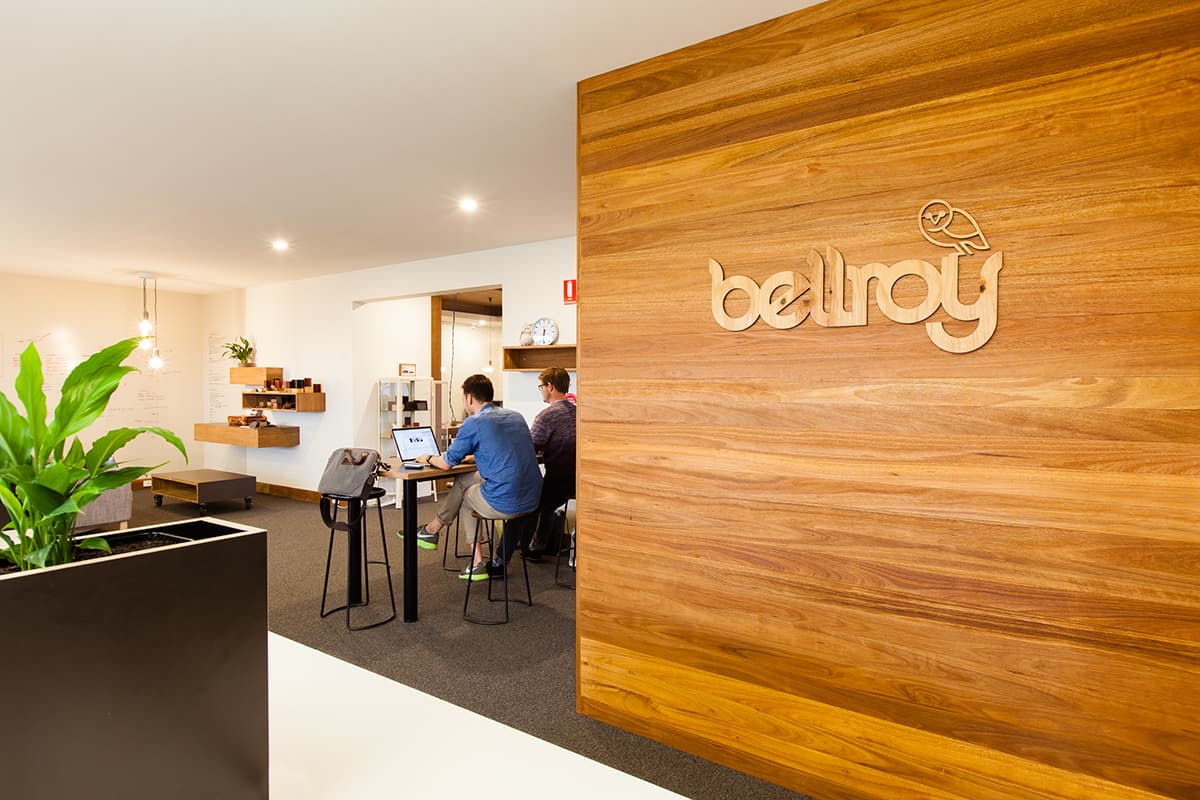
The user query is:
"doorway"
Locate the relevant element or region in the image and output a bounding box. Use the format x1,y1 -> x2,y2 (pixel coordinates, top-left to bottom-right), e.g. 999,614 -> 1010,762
435,288 -> 502,423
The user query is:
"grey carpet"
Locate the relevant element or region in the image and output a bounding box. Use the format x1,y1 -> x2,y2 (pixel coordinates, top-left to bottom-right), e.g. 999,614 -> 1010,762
130,488 -> 808,800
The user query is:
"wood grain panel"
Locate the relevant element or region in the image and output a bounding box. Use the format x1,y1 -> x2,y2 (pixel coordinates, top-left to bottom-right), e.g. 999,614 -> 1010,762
577,1 -> 1199,798
580,639 -> 1186,800
580,4 -> 1198,173
576,388 -> 1200,444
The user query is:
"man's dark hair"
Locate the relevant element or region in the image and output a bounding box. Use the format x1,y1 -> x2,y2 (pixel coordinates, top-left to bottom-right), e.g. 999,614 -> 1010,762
538,366 -> 570,394
461,373 -> 495,403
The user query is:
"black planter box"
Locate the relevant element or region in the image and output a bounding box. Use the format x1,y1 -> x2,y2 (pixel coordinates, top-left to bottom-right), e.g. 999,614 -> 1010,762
0,518 -> 268,800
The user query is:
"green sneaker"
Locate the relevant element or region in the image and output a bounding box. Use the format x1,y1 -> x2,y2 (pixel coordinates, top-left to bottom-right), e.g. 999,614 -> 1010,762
458,561 -> 490,581
396,525 -> 439,550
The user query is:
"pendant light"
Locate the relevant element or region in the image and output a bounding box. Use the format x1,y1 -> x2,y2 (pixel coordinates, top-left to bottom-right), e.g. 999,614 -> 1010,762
137,272 -> 154,348
148,276 -> 163,370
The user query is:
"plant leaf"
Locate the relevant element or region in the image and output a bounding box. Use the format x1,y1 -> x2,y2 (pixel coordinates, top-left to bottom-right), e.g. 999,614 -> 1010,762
44,497 -> 83,521
86,464 -> 167,493
0,483 -> 26,526
35,460 -> 83,496
83,428 -> 142,472
19,482 -> 68,517
48,339 -> 140,449
27,542 -> 54,570
84,426 -> 188,473
0,391 -> 33,468
13,342 -> 47,456
65,437 -> 86,468
75,536 -> 111,553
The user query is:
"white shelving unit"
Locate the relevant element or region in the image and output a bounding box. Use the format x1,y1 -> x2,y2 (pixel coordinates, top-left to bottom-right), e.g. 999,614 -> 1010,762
377,377 -> 449,505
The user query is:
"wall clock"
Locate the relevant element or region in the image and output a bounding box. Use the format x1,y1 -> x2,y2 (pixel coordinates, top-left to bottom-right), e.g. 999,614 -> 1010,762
530,317 -> 559,345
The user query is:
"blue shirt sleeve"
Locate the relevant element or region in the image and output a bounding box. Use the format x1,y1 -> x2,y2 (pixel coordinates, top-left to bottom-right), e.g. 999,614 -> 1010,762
443,415 -> 479,466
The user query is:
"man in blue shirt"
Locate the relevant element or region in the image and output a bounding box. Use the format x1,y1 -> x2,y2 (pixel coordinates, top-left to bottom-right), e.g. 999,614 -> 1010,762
405,374 -> 542,580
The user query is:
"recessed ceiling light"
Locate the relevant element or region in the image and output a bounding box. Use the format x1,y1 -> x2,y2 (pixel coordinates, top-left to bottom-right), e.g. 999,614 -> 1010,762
458,197 -> 479,213
271,239 -> 290,252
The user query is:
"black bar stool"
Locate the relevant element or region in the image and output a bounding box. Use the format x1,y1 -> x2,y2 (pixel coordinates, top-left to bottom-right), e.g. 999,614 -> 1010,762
553,498 -> 576,590
320,484 -> 396,630
463,511 -> 534,625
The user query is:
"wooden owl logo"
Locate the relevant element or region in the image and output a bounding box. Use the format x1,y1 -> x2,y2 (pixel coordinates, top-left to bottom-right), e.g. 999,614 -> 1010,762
919,200 -> 989,255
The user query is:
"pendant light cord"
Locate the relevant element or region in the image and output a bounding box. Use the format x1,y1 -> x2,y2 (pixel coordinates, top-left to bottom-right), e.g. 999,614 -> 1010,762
447,309 -> 457,424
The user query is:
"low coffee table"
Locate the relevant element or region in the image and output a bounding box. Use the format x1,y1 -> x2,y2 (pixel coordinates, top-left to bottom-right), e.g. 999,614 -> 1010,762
151,469 -> 256,513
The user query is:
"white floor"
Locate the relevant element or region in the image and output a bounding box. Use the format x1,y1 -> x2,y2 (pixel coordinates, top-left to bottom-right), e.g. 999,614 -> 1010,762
269,633 -> 686,799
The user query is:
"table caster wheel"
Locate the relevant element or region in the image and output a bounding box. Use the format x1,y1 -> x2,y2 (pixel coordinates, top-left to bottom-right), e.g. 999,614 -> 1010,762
245,497 -> 253,509
153,495 -> 163,506
199,503 -> 208,513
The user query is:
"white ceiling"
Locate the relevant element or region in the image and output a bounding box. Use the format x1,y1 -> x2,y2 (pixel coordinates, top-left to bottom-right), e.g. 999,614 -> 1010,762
0,1 -> 816,294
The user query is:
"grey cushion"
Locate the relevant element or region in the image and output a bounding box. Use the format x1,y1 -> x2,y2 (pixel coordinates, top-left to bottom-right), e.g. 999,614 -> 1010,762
74,484 -> 134,532
0,483 -> 134,533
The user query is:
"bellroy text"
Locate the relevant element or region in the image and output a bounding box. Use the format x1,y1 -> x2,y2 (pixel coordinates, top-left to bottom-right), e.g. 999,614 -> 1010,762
709,248 -> 1002,353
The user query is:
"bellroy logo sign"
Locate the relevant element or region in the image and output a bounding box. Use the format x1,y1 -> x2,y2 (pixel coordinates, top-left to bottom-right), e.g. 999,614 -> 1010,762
709,201 -> 1002,354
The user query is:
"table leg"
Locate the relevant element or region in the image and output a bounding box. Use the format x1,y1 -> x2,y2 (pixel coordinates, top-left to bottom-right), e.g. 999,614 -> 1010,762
402,481 -> 419,622
347,498 -> 364,606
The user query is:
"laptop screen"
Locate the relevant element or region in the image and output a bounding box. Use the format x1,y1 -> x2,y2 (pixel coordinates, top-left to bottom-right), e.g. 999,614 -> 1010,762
391,426 -> 441,462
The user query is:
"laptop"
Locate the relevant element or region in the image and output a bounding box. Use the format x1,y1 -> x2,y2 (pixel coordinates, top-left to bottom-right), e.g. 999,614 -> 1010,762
391,425 -> 441,469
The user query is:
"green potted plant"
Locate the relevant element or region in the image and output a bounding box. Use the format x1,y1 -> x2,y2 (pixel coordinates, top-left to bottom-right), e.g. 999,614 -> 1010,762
0,337 -> 269,798
0,337 -> 187,571
220,336 -> 255,365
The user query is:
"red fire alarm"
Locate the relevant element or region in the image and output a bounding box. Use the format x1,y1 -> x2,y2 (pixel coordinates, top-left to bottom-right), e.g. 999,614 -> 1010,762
563,279 -> 577,305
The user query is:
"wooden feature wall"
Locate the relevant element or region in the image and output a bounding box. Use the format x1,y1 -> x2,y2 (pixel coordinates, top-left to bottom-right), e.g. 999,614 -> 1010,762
576,2 -> 1199,799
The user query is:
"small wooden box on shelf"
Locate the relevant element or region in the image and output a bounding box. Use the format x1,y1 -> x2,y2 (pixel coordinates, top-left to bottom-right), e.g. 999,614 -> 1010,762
501,345 -> 576,371
240,391 -> 326,412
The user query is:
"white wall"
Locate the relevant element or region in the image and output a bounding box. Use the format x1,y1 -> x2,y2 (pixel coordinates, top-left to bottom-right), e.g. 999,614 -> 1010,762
201,290 -> 249,473
494,247 -> 578,424
350,296 -> 432,452
0,273 -> 207,475
242,236 -> 576,491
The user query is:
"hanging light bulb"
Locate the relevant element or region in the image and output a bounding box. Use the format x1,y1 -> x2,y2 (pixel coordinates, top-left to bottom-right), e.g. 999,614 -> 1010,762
146,276 -> 163,369
136,272 -> 154,336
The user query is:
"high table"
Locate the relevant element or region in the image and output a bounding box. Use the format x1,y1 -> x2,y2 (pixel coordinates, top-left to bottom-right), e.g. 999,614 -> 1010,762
379,462 -> 477,622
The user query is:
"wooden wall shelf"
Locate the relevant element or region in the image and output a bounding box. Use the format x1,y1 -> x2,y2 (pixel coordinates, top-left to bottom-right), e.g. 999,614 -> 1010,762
195,423 -> 300,448
241,391 -> 326,412
230,366 -> 283,386
502,345 -> 576,371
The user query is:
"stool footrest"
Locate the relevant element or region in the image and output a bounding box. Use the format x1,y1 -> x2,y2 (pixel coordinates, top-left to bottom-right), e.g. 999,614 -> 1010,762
463,512 -> 535,625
